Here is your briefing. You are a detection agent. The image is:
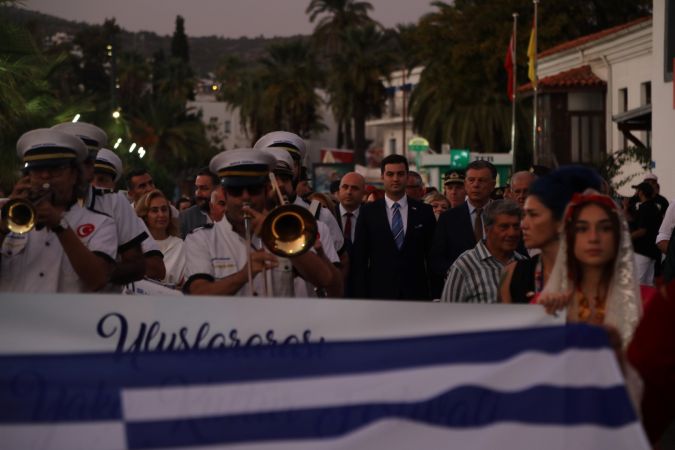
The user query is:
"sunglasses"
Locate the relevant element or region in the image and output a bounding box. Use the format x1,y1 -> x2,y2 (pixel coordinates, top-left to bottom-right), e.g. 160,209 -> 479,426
225,185 -> 265,197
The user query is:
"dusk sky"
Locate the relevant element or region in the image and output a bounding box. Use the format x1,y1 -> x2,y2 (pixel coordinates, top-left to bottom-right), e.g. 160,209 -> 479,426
23,0 -> 437,38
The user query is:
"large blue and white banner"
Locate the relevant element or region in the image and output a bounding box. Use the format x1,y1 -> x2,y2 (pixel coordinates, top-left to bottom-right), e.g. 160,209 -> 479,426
0,294 -> 649,449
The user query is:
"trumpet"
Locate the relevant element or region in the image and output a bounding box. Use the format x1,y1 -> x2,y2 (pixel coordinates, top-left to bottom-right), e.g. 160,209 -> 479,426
0,184 -> 52,234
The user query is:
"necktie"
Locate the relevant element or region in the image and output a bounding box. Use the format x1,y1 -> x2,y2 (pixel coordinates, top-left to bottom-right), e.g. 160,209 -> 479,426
474,207 -> 483,242
344,212 -> 353,244
391,202 -> 404,250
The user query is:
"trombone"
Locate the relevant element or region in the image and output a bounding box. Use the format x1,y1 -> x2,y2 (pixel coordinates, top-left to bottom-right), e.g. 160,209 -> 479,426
260,173 -> 318,258
241,174 -> 319,297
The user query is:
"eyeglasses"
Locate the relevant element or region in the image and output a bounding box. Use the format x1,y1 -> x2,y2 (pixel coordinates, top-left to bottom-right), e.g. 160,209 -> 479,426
225,185 -> 264,197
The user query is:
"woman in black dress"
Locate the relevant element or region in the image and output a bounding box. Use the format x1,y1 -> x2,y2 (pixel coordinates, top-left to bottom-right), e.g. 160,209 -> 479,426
499,166 -> 602,303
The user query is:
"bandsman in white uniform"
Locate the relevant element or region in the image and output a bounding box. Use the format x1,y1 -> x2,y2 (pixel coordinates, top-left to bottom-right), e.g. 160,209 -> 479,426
183,149 -> 338,297
253,131 -> 344,255
262,147 -> 343,297
0,129 -> 117,292
52,122 -> 166,284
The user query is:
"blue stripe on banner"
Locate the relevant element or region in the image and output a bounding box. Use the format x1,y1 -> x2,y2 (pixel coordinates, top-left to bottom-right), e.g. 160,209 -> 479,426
125,385 -> 635,449
0,324 -> 610,424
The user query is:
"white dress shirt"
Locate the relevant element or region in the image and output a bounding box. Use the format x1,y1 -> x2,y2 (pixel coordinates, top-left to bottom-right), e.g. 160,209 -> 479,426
384,194 -> 408,235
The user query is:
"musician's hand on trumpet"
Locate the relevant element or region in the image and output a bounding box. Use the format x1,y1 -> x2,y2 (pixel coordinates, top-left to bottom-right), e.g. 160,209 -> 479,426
10,175 -> 31,197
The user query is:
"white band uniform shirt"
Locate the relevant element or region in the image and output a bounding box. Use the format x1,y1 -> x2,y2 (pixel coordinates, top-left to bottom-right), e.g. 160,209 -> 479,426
183,216 -> 338,297
293,195 -> 343,255
0,203 -> 117,292
85,186 -> 149,252
441,240 -> 526,303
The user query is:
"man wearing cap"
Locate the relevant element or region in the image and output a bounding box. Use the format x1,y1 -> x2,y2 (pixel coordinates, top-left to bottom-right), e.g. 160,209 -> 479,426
183,149 -> 337,297
632,181 -> 662,285
253,131 -> 344,256
0,129 -> 117,292
92,148 -> 123,190
263,146 -> 343,297
643,174 -> 669,218
54,122 -> 165,284
442,171 -> 466,208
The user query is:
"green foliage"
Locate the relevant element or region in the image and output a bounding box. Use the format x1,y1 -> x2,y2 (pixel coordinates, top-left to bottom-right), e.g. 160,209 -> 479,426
594,146 -> 651,191
171,16 -> 190,63
408,0 -> 651,157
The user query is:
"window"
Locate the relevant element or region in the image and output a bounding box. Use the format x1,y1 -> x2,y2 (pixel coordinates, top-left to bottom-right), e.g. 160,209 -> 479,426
224,120 -> 231,134
389,138 -> 397,154
570,113 -> 604,163
618,88 -> 628,112
641,81 -> 651,105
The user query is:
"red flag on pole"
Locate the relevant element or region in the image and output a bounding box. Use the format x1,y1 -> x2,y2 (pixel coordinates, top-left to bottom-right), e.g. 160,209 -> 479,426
505,32 -> 515,102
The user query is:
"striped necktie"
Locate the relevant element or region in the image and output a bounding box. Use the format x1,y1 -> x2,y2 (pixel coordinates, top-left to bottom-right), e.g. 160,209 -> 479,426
391,202 -> 404,250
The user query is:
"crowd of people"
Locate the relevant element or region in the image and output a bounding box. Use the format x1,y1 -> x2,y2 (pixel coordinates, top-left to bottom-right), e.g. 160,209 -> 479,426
1,122 -> 675,444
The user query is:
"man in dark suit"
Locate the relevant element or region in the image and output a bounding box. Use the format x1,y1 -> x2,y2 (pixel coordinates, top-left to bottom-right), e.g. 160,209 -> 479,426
336,172 -> 365,296
350,154 -> 436,300
430,160 -> 496,298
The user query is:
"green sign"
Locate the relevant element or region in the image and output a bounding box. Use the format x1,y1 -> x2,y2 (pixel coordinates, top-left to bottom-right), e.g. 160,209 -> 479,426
450,149 -> 470,168
408,137 -> 429,152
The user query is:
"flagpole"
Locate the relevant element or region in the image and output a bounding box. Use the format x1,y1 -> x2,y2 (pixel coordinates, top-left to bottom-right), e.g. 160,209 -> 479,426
532,0 -> 539,165
511,13 -> 518,172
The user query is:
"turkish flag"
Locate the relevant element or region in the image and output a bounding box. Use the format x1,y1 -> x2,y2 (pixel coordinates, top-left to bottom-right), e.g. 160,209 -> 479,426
505,32 -> 515,102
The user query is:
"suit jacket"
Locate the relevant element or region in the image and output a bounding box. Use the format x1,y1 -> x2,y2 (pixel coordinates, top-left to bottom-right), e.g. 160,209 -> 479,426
350,197 -> 436,300
179,205 -> 209,239
429,202 -> 476,298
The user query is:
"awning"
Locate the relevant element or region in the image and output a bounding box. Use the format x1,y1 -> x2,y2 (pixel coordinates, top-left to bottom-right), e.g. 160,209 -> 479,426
612,104 -> 651,149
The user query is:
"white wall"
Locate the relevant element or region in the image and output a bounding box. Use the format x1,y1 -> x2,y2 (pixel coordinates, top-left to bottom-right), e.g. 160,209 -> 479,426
651,0 -> 675,199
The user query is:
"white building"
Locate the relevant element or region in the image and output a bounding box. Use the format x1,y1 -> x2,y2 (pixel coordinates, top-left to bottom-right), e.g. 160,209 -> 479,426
189,80 -> 338,167
524,12 -> 675,198
365,66 -> 425,158
650,0 -> 675,199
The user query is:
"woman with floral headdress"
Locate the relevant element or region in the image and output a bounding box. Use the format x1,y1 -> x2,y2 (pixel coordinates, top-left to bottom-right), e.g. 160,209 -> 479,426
537,190 -> 642,345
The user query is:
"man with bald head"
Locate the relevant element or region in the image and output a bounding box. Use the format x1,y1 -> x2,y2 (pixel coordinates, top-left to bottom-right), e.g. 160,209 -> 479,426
337,172 -> 365,246
509,171 -> 535,208
336,171 -> 365,296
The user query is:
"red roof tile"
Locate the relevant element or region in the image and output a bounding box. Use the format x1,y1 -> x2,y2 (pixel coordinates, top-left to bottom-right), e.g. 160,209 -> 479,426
518,65 -> 605,93
539,16 -> 651,59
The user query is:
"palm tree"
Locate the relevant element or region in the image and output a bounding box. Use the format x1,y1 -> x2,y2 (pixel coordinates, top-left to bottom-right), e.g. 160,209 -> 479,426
327,24 -> 395,164
259,39 -> 326,138
306,0 -> 376,54
307,0 -> 379,152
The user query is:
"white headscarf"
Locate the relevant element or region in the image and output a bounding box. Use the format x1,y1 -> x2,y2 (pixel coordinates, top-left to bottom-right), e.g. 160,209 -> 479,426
542,189 -> 642,346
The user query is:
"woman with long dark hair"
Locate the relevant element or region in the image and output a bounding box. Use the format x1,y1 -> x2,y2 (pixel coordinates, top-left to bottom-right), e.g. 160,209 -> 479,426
537,190 -> 642,345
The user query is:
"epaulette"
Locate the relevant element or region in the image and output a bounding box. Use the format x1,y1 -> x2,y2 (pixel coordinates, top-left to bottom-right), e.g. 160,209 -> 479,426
86,207 -> 112,218
92,187 -> 115,196
188,223 -> 214,235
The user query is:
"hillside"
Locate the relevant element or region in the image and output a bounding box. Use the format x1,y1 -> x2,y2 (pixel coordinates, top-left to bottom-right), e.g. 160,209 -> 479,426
3,6 -> 307,75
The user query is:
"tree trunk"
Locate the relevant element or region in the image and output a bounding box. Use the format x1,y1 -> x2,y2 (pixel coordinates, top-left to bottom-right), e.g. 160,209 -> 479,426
345,119 -> 354,150
353,107 -> 367,166
337,120 -> 344,148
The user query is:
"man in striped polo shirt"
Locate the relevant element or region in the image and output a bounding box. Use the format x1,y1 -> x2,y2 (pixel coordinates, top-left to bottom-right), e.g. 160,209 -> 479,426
441,199 -> 526,303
